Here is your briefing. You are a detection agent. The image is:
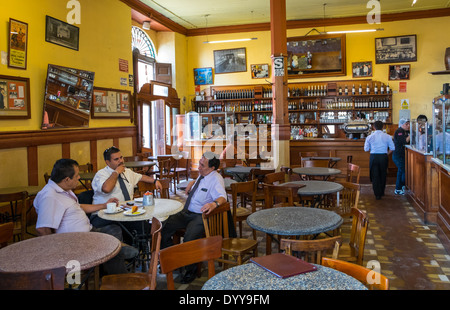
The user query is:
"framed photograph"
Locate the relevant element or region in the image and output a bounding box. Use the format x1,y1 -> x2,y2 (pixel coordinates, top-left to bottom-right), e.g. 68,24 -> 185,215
91,87 -> 131,119
214,47 -> 247,74
251,64 -> 269,79
194,67 -> 213,85
352,61 -> 372,78
389,64 -> 410,80
45,15 -> 79,51
375,35 -> 417,64
8,18 -> 28,70
0,75 -> 31,119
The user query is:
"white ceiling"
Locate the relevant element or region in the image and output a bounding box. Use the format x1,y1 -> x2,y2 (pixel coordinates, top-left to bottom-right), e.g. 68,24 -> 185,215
139,0 -> 450,29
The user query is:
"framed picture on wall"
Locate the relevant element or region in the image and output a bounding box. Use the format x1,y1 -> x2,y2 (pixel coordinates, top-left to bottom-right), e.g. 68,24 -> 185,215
91,87 -> 132,119
375,35 -> 417,64
351,61 -> 373,78
194,67 -> 213,85
8,18 -> 28,70
251,64 -> 269,79
0,75 -> 31,119
389,64 -> 410,80
45,15 -> 80,51
214,47 -> 247,74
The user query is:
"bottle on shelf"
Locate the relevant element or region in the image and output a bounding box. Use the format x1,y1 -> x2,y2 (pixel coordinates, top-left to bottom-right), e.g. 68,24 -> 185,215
359,84 -> 363,95
352,84 -> 356,95
366,84 -> 370,95
386,83 -> 390,94
345,85 -> 348,96
380,83 -> 385,94
374,83 -> 378,95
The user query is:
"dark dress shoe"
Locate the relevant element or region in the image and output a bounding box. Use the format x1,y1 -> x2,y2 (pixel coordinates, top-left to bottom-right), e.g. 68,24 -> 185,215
180,271 -> 197,284
376,196 -> 381,200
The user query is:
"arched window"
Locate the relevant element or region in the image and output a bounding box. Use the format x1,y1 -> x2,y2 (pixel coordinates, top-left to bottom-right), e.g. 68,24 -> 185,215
131,26 -> 156,59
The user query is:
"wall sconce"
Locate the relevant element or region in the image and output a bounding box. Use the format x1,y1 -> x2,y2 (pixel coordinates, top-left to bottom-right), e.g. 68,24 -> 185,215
143,21 -> 151,30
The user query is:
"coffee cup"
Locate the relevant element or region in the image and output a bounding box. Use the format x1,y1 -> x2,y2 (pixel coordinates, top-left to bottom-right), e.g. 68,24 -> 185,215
106,203 -> 116,213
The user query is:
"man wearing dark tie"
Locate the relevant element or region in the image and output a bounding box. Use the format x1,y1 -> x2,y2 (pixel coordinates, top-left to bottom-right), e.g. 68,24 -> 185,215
91,146 -> 161,243
161,151 -> 227,284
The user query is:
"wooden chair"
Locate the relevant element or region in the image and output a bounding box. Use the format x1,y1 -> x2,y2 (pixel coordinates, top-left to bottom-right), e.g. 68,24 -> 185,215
339,207 -> 369,265
202,203 -> 258,270
299,151 -> 318,158
263,183 -> 297,208
333,182 -> 360,217
263,171 -> 286,185
0,266 -> 66,290
174,151 -> 191,182
137,178 -> 170,198
78,162 -> 93,173
0,191 -> 28,242
0,222 -> 14,248
281,236 -> 342,264
322,257 -> 389,290
244,158 -> 270,167
159,236 -> 223,290
124,155 -> 141,162
346,163 -> 361,183
156,157 -> 177,194
243,168 -> 275,209
230,179 -> 258,239
100,217 -> 162,290
301,159 -> 331,168
219,159 -> 238,179
280,166 -> 301,181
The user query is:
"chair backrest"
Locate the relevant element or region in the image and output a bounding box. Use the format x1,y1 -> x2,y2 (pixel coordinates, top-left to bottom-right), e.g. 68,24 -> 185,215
147,217 -> 162,290
281,236 -> 342,264
335,182 -> 360,216
158,157 -> 177,177
249,168 -> 275,186
322,257 -> 389,290
264,171 -> 286,185
280,166 -> 301,181
263,184 -> 296,208
78,163 -> 93,173
159,236 -> 223,290
346,163 -> 361,183
244,158 -> 270,167
349,207 -> 369,265
77,190 -> 94,204
123,155 -> 141,162
0,222 -> 14,248
230,179 -> 258,219
137,178 -> 170,198
0,266 -> 66,290
202,202 -> 230,238
302,159 -> 330,167
0,191 -> 28,241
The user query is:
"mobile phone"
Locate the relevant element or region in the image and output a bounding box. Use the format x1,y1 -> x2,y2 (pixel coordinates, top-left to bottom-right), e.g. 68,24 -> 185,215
126,201 -> 134,206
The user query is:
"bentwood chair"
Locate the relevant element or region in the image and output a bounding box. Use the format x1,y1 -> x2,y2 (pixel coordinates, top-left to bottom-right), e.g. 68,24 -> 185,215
338,207 -> 369,266
0,191 -> 28,242
202,203 -> 258,270
156,157 -> 177,194
174,151 -> 191,182
263,171 -> 286,185
137,178 -> 170,198
0,266 -> 66,290
100,217 -> 162,290
243,168 -> 275,209
230,179 -> 257,239
333,182 -> 360,218
322,257 -> 389,290
263,183 -> 297,209
281,236 -> 342,264
0,222 -> 14,248
159,236 -> 223,290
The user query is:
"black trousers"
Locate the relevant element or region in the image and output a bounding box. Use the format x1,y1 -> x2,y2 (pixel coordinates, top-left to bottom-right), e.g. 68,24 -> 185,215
369,153 -> 388,198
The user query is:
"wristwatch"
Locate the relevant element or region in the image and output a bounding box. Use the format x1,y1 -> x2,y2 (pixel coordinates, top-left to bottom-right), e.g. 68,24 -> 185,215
213,201 -> 220,208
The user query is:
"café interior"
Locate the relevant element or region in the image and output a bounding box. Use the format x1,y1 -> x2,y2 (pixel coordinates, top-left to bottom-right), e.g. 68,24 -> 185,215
1,0 -> 450,292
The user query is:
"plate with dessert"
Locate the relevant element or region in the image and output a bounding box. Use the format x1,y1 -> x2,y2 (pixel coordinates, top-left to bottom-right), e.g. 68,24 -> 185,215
124,206 -> 146,216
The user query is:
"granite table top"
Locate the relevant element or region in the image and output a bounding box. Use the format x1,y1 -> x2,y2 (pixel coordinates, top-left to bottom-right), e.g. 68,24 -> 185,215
292,167 -> 341,177
202,262 -> 367,290
0,232 -> 121,273
124,161 -> 156,169
247,207 -> 343,236
282,180 -> 344,196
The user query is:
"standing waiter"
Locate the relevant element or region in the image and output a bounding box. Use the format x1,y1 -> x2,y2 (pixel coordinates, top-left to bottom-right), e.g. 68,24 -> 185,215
364,121 -> 395,200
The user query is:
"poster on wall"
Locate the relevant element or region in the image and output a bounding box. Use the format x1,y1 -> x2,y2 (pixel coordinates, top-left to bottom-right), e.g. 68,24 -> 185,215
0,75 -> 31,119
91,87 -> 131,119
8,18 -> 28,69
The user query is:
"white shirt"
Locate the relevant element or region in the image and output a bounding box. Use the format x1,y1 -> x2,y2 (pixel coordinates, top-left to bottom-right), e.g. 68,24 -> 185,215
187,170 -> 226,213
92,166 -> 143,204
34,180 -> 92,233
364,130 -> 395,154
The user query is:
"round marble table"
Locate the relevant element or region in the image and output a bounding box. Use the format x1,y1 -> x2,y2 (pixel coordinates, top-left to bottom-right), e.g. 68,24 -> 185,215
282,180 -> 344,208
202,262 -> 367,290
0,232 -> 121,289
292,167 -> 341,180
124,161 -> 156,170
224,167 -> 273,182
98,198 -> 183,222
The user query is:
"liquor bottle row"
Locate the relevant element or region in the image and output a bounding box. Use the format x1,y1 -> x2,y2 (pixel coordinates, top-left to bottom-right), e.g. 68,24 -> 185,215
288,100 -> 319,110
213,89 -> 255,99
289,85 -> 327,97
339,83 -> 391,96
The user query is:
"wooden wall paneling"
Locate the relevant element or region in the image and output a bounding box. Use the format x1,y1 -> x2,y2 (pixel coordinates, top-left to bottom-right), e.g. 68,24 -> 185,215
27,146 -> 38,186
62,143 -> 70,159
90,140 -> 98,172
437,166 -> 450,253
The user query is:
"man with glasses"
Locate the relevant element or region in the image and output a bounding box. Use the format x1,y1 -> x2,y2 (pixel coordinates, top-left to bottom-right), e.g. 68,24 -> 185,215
91,146 -> 161,243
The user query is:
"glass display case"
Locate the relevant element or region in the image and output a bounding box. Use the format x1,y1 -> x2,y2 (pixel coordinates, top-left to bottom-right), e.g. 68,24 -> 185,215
411,119 -> 432,153
432,95 -> 450,165
185,111 -> 231,140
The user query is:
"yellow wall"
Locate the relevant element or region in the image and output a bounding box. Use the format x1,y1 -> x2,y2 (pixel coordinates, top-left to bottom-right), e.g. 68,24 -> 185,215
0,0 -> 134,131
186,16 -> 450,123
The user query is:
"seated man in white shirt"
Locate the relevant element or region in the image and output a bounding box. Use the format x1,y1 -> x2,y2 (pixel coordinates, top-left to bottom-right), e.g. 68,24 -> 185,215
161,151 -> 227,284
91,146 -> 161,244
34,158 -> 137,275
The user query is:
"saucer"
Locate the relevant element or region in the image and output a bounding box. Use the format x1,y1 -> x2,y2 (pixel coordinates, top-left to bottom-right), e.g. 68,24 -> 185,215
104,208 -> 123,214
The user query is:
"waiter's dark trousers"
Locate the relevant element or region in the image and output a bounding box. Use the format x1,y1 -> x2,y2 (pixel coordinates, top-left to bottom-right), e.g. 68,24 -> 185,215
369,153 -> 388,198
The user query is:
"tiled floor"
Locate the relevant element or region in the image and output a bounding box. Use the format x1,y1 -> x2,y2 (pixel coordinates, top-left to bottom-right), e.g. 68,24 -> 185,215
162,183 -> 450,290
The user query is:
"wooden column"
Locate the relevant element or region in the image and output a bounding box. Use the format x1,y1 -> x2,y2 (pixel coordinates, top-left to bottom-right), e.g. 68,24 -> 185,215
270,0 -> 290,169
